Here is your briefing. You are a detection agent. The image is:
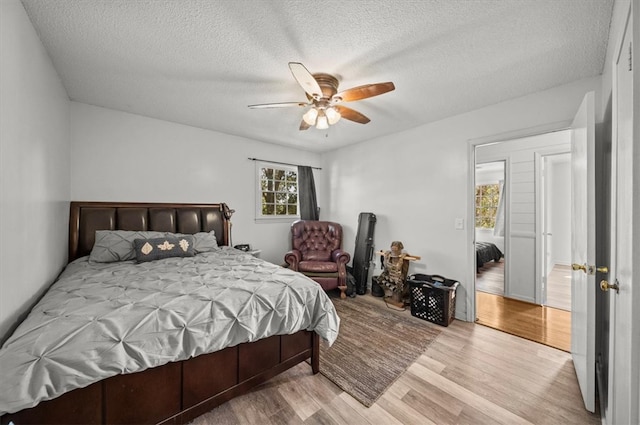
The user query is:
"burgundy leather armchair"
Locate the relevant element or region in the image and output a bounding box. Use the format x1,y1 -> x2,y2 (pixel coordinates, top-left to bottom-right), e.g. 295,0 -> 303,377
285,220 -> 351,298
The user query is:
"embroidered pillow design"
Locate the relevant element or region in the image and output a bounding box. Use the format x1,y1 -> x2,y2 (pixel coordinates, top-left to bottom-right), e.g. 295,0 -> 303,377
133,236 -> 195,263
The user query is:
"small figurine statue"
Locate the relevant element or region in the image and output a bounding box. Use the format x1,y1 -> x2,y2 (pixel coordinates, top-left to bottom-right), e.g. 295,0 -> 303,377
377,241 -> 420,306
379,241 -> 407,293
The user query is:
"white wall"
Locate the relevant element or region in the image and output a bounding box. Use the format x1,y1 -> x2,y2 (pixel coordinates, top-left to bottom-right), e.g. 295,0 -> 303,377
321,76 -> 601,319
70,103 -> 322,264
0,0 -> 70,340
475,166 -> 504,185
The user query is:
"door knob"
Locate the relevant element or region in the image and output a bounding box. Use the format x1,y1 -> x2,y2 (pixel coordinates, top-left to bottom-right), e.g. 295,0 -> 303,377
572,263 -> 587,273
600,279 -> 619,293
572,263 -> 609,275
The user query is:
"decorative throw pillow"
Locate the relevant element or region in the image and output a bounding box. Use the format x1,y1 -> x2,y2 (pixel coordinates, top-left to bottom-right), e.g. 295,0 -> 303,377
90,230 -> 167,262
133,235 -> 195,263
174,231 -> 218,253
192,231 -> 218,253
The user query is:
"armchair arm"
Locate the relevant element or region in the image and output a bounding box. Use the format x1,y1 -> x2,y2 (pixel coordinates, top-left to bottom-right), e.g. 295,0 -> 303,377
284,249 -> 302,271
332,249 -> 351,288
331,249 -> 351,266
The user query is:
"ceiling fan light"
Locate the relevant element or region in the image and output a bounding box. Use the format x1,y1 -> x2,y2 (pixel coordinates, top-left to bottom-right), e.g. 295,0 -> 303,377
316,113 -> 329,130
302,108 -> 318,125
325,107 -> 341,125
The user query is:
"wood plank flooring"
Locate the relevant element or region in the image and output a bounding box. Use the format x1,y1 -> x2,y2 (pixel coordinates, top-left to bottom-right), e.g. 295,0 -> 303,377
474,259 -> 571,351
190,295 -> 596,425
475,261 -> 572,312
546,264 -> 572,311
475,259 -> 504,295
476,291 -> 571,352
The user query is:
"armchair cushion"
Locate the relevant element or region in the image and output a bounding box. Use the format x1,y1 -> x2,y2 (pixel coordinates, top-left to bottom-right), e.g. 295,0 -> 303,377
299,261 -> 338,274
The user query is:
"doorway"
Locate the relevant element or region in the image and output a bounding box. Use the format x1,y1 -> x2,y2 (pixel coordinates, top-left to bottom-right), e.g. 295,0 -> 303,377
472,129 -> 573,352
474,161 -> 506,296
540,152 -> 572,311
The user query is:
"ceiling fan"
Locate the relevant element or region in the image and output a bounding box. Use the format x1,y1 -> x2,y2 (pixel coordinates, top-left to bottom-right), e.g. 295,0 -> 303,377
248,62 -> 395,130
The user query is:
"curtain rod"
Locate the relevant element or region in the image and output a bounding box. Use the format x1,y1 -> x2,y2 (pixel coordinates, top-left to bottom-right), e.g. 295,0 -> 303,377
247,157 -> 322,170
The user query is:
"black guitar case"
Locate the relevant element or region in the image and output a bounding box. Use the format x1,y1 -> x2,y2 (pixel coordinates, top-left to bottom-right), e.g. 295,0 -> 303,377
352,212 -> 376,295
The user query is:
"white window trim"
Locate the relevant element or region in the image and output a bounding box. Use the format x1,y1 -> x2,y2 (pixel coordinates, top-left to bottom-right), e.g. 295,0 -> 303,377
254,161 -> 300,223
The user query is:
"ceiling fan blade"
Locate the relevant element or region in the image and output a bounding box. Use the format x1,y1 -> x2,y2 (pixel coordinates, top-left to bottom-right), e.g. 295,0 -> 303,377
334,82 -> 395,102
248,101 -> 308,109
299,119 -> 311,131
289,62 -> 323,99
334,105 -> 370,124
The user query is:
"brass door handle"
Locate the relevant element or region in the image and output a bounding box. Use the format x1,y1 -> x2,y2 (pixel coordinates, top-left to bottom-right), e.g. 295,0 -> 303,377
572,264 -> 609,275
600,279 -> 619,293
572,263 -> 587,273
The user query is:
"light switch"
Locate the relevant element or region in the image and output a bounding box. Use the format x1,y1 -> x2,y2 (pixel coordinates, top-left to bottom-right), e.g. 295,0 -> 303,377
455,218 -> 464,230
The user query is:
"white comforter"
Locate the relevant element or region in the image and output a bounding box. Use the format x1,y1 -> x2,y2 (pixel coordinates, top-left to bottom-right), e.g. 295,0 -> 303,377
0,247 -> 340,415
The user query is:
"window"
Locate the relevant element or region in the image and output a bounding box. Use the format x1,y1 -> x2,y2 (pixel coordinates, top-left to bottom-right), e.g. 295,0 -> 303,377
475,184 -> 500,228
257,163 -> 298,219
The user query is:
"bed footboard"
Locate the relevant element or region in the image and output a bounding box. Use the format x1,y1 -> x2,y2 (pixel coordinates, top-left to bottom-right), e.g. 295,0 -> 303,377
1,331 -> 319,425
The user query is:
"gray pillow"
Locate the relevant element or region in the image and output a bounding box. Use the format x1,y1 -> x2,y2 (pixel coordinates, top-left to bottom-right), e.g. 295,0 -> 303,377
89,230 -> 166,262
192,231 -> 218,253
134,235 -> 195,263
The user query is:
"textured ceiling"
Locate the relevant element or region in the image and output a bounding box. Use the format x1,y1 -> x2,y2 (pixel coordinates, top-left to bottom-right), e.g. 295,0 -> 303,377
20,0 -> 614,152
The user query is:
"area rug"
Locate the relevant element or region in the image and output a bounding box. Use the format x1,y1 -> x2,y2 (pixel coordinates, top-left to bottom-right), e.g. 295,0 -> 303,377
318,296 -> 441,407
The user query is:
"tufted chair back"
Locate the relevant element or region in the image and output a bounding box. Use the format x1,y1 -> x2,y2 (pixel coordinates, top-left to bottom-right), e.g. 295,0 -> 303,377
285,220 -> 351,298
291,221 -> 343,262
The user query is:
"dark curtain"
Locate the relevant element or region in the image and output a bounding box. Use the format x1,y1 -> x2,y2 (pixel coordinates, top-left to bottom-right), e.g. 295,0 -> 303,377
298,166 -> 319,220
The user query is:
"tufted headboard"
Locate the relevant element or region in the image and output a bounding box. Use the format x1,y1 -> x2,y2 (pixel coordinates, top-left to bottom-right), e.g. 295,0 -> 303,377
69,202 -> 232,262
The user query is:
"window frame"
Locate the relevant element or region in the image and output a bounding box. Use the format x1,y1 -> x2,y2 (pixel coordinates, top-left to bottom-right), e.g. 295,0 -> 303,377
254,161 -> 300,222
475,183 -> 500,229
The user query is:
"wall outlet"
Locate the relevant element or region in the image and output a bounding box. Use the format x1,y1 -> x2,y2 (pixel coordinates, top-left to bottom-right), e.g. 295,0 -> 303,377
455,218 -> 465,230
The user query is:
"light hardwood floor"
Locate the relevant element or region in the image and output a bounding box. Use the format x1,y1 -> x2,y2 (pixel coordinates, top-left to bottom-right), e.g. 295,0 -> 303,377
476,291 -> 571,352
191,295 -> 597,425
476,260 -> 572,312
475,259 -> 572,351
475,259 -> 504,295
546,264 -> 572,311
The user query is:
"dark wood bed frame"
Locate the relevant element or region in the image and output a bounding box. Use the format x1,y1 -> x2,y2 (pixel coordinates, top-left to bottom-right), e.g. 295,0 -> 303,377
1,202 -> 320,425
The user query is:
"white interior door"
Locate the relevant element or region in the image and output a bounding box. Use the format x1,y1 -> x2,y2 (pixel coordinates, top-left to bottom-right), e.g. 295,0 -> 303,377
608,8 -> 636,424
570,91 -> 596,413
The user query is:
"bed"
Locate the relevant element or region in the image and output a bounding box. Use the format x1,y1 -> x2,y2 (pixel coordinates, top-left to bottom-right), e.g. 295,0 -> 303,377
476,241 -> 504,270
0,201 -> 339,424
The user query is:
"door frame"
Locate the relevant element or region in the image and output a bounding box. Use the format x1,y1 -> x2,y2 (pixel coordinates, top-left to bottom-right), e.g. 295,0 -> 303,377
536,152 -> 549,306
474,159 -> 508,297
607,2 -> 639,423
535,151 -> 572,306
466,120 -> 572,321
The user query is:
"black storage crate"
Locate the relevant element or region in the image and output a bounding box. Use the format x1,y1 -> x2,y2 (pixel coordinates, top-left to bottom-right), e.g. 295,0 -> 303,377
408,274 -> 459,326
